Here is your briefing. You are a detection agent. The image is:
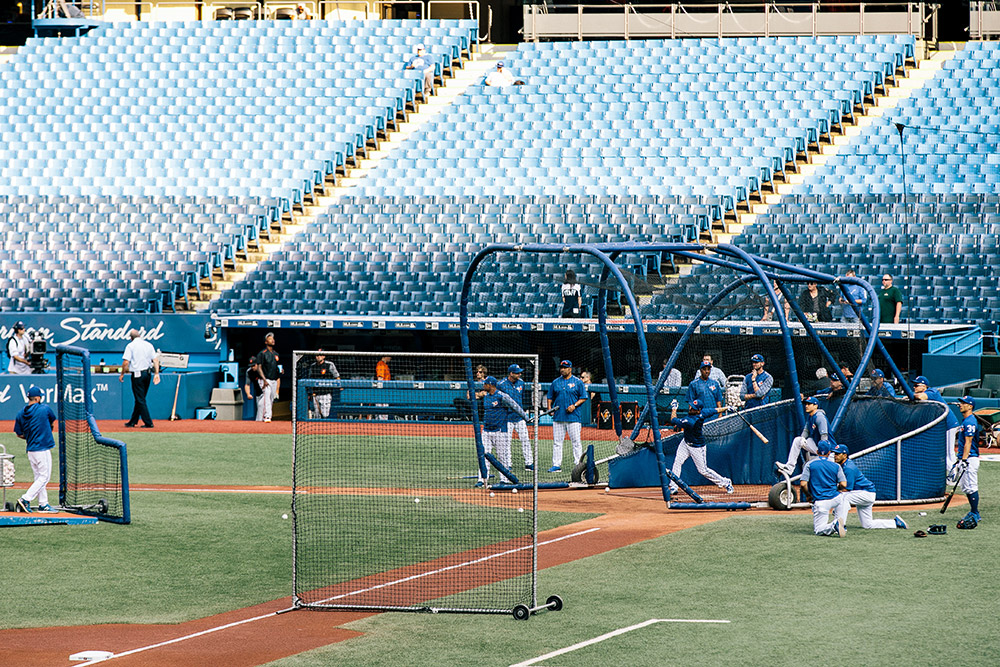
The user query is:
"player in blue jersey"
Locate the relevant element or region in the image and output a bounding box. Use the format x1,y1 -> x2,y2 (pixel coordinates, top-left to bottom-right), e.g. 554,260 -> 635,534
832,443 -> 907,530
666,399 -> 734,496
499,364 -> 533,470
686,360 -> 724,410
867,369 -> 896,398
740,354 -> 772,409
799,440 -> 847,537
547,360 -> 587,472
777,396 -> 832,475
13,386 -> 58,513
954,396 -> 981,524
478,376 -> 513,485
912,375 -> 962,477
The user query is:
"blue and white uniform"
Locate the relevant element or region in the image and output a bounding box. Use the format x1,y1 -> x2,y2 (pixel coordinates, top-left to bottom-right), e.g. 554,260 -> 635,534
686,376 -> 723,410
781,403 -> 833,472
13,390 -> 57,510
667,404 -> 733,495
867,371 -> 896,398
800,454 -> 848,536
842,458 -> 898,529
548,370 -> 587,469
741,370 -> 773,409
958,412 -> 980,498
923,386 -> 961,471
480,379 -> 513,482
499,374 -> 532,468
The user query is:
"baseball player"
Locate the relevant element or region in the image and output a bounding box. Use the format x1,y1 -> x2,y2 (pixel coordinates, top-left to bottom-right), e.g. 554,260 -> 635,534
777,396 -> 833,475
740,353 -> 772,409
667,399 -> 734,496
799,440 -> 848,537
547,360 -> 587,472
499,364 -> 533,470
686,360 -> 724,410
912,375 -> 961,476
832,443 -> 907,529
867,369 -> 896,398
954,396 -> 981,524
307,352 -> 340,419
13,386 -> 58,513
477,377 -> 514,485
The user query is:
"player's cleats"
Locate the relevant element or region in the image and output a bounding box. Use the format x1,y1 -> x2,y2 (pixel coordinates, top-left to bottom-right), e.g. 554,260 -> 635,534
668,486 -> 679,495
894,515 -> 907,529
474,480 -> 485,488
547,466 -> 561,473
524,464 -> 534,471
724,481 -> 735,494
37,504 -> 56,513
775,462 -> 794,476
834,520 -> 846,538
15,498 -> 31,513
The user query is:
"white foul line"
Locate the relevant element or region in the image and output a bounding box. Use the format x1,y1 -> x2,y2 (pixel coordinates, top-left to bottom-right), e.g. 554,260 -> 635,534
509,617 -> 731,667
74,527 -> 601,664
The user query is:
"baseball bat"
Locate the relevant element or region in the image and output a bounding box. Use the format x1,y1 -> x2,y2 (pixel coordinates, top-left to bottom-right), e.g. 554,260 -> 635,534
169,374 -> 181,421
733,409 -> 769,444
940,464 -> 966,514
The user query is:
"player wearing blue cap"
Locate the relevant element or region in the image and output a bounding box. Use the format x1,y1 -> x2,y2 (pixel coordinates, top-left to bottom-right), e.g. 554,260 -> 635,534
799,440 -> 847,537
666,399 -> 734,496
478,376 -> 514,485
867,369 -> 896,398
955,396 -> 981,524
686,360 -> 724,411
777,396 -> 833,475
547,360 -> 587,472
912,375 -> 962,476
832,443 -> 907,529
13,386 -> 58,513
740,354 -> 772,409
499,364 -> 533,470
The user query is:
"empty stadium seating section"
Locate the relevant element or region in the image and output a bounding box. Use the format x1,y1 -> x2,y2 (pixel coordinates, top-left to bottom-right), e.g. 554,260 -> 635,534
2,25 -> 997,325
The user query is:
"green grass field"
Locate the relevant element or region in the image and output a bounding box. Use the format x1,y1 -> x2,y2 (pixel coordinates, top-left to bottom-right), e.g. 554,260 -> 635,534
4,432 -> 999,665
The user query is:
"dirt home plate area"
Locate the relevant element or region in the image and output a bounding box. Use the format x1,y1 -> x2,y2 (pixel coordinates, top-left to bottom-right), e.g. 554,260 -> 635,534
0,420 -> 951,666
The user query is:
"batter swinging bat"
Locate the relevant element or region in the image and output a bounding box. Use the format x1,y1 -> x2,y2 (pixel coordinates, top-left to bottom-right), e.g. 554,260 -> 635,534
733,409 -> 769,444
940,463 -> 966,514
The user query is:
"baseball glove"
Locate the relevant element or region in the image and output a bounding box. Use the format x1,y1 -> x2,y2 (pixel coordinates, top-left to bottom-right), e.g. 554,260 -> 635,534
913,530 -> 928,538
928,524 -> 947,535
957,516 -> 978,530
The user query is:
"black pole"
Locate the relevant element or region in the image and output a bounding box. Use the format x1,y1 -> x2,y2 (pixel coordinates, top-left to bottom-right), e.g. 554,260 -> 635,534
895,122 -> 913,379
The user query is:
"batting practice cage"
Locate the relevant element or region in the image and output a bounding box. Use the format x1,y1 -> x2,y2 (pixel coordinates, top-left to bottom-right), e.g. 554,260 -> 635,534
55,345 -> 131,524
291,351 -> 563,619
461,242 -> 949,510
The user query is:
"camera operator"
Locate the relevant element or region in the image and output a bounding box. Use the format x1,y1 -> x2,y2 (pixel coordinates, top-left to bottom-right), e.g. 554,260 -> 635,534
6,321 -> 32,375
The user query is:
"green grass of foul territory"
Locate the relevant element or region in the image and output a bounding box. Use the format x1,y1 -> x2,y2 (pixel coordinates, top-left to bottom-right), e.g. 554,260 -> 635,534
265,464 -> 1000,667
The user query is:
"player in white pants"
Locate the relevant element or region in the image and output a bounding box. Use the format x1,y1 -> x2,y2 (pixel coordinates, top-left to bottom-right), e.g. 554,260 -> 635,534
499,364 -> 533,470
14,386 -> 58,513
833,444 -> 907,530
777,396 -> 829,475
800,440 -> 848,537
478,377 -> 515,485
551,422 -> 582,470
666,400 -> 733,495
547,360 -> 587,472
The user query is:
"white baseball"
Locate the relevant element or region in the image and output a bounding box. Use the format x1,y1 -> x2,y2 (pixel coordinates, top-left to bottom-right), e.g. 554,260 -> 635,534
518,508 -> 524,513
919,511 -> 927,516
512,488 -> 518,494
281,514 -> 288,519
414,498 -> 420,503
604,487 -> 610,493
489,492 -> 495,498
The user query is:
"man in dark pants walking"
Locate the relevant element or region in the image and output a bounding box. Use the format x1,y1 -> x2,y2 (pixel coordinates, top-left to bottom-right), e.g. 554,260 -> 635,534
119,329 -> 160,428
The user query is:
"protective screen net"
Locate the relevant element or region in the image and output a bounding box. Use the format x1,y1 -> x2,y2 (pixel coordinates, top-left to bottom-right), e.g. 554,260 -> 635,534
56,347 -> 130,523
292,351 -> 539,614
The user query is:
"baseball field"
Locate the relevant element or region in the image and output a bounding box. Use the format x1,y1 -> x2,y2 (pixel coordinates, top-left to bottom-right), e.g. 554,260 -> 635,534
1,424 -> 998,666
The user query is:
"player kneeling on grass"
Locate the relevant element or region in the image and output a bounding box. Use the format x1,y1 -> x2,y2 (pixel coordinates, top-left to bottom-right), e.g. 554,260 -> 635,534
832,443 -> 907,530
800,440 -> 847,537
667,399 -> 734,496
13,386 -> 57,513
478,376 -> 514,486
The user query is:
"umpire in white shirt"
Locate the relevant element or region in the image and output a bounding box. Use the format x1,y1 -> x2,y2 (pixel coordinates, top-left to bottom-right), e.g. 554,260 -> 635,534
119,329 -> 161,428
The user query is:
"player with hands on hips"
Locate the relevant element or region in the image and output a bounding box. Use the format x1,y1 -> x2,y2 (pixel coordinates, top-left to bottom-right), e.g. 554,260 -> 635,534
954,396 -> 981,524
800,440 -> 848,537
547,360 -> 587,472
741,354 -> 772,409
686,360 -> 724,410
499,364 -> 533,471
478,377 -> 515,485
832,443 -> 907,529
777,396 -> 832,475
667,399 -> 734,496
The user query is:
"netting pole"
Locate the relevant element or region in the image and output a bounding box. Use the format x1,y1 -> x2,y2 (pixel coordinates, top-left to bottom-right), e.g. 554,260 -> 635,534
459,252 -> 491,481
596,250 -> 624,437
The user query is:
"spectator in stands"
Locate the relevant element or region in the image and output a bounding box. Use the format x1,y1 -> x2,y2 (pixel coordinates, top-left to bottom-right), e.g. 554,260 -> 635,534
797,282 -> 833,322
867,369 -> 896,398
761,280 -> 790,321
690,354 -> 727,388
119,329 -> 161,428
485,61 -> 520,87
560,270 -> 582,318
838,269 -> 868,321
254,332 -> 281,423
663,359 -> 682,388
811,367 -> 832,395
405,45 -> 436,98
6,321 -> 32,375
294,4 -> 312,18
877,274 -> 903,324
